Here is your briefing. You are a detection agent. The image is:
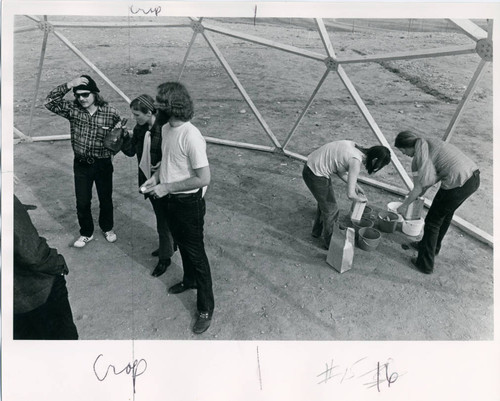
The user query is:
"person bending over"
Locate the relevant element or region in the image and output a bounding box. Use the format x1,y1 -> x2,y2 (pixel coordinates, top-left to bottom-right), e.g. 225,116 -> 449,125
394,130 -> 480,274
303,140 -> 391,248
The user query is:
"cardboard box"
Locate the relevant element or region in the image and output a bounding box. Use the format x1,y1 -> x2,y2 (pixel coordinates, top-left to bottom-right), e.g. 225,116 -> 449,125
350,201 -> 367,223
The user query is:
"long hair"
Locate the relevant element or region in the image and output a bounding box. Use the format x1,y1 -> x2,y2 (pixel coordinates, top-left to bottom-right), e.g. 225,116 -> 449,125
156,82 -> 194,121
395,130 -> 437,187
73,92 -> 108,108
356,144 -> 391,174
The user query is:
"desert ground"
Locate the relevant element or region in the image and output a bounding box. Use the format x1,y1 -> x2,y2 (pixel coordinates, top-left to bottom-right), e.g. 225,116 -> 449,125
12,17 -> 493,340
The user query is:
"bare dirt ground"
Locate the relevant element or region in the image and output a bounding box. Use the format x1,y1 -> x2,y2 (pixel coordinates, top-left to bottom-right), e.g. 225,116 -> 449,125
12,17 -> 493,340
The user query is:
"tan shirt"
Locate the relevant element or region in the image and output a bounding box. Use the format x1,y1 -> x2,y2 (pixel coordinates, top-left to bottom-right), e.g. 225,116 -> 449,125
412,138 -> 477,189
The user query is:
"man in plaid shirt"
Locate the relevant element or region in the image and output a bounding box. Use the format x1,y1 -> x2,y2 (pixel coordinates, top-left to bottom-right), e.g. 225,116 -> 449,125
45,75 -> 122,248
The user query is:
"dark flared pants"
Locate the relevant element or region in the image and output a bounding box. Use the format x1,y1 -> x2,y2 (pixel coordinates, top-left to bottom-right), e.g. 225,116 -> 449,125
163,191 -> 214,315
150,197 -> 175,260
417,170 -> 480,273
302,164 -> 340,247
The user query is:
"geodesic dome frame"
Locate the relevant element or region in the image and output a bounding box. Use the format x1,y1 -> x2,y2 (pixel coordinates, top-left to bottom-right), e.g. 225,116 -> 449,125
14,15 -> 493,246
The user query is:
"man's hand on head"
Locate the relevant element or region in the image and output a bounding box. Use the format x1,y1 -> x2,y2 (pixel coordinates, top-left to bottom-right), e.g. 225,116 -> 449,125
67,76 -> 88,89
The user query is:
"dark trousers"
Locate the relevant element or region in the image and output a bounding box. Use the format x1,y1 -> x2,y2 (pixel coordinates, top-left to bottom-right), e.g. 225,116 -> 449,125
164,191 -> 214,315
14,276 -> 79,340
150,197 -> 175,260
302,164 -> 340,247
73,157 -> 114,237
417,170 -> 480,273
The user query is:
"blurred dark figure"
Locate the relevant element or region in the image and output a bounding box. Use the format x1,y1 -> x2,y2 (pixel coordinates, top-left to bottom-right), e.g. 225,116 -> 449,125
14,195 -> 79,340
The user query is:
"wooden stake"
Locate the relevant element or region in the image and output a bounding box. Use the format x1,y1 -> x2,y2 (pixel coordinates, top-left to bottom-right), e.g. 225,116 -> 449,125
201,29 -> 282,149
28,16 -> 49,137
442,60 -> 487,142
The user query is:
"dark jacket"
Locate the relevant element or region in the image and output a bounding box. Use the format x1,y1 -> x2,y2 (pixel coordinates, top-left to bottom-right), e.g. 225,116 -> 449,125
121,110 -> 169,187
14,195 -> 68,314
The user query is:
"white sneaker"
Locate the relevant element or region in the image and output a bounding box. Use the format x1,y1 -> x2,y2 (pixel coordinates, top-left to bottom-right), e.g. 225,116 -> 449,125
103,230 -> 117,243
74,235 -> 94,248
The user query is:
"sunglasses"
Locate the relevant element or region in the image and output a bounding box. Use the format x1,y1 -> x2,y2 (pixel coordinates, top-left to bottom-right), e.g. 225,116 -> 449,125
75,92 -> 91,99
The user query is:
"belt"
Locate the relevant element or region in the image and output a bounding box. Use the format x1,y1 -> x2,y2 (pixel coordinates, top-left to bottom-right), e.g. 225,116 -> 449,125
166,189 -> 202,199
75,156 -> 110,164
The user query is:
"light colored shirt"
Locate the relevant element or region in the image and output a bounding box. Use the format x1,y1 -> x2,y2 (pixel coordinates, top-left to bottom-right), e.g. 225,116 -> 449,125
306,140 -> 363,178
412,138 -> 477,190
159,121 -> 209,194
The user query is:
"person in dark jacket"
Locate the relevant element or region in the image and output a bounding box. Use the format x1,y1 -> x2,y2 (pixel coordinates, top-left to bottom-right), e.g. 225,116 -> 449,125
122,94 -> 176,277
14,195 -> 78,340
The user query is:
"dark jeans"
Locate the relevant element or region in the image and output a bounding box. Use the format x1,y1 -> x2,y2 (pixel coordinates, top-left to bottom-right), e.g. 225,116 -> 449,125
14,276 -> 79,340
417,170 -> 480,273
164,190 -> 214,315
302,164 -> 340,247
73,157 -> 114,237
150,197 -> 175,260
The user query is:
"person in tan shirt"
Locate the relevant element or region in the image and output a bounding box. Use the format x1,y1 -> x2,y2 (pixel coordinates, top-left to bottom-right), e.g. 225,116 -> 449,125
395,130 -> 480,274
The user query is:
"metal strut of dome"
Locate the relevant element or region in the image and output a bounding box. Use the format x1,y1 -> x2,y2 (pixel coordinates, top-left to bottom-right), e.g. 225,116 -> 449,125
14,15 -> 493,246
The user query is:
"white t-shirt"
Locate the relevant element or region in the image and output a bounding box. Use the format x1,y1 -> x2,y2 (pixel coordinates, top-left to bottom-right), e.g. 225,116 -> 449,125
159,121 -> 209,194
307,140 -> 363,178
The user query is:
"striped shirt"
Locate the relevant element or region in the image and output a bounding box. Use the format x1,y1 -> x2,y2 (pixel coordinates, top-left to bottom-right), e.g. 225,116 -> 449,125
45,83 -> 121,158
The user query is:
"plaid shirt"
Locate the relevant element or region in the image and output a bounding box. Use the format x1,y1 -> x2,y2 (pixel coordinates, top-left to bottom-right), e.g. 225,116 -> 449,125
122,111 -> 168,186
45,83 -> 121,158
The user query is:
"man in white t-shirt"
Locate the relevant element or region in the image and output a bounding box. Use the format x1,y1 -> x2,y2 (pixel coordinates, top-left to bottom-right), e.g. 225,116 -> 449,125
142,82 -> 214,335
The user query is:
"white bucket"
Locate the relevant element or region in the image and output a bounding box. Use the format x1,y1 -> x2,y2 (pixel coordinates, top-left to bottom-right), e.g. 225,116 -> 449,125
387,201 -> 402,213
387,202 -> 404,230
402,217 -> 425,237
